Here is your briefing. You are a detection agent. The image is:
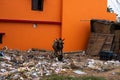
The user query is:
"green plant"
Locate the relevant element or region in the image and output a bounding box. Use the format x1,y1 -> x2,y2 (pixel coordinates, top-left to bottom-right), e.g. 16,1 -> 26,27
80,76 -> 106,80
41,74 -> 106,80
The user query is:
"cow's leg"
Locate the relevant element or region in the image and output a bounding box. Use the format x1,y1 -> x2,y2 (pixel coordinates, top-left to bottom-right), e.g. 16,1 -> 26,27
54,50 -> 58,57
57,50 -> 63,61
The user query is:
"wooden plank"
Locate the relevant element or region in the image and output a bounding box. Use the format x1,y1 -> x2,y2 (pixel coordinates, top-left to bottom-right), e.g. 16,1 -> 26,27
113,30 -> 120,54
86,33 -> 106,55
102,34 -> 114,51
86,33 -> 97,55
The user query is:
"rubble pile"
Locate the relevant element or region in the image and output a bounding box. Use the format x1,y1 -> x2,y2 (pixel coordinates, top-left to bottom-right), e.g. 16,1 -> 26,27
0,48 -> 71,80
86,59 -> 120,71
0,48 -> 120,80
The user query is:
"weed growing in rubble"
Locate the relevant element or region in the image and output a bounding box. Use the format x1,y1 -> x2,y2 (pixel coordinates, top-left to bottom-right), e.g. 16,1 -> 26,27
80,76 -> 106,80
41,74 -> 106,80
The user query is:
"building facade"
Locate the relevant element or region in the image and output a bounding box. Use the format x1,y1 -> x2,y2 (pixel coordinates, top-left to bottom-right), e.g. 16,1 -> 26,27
0,0 -> 116,52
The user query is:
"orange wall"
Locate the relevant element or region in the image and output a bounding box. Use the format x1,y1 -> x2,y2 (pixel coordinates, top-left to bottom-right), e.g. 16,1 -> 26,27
0,0 -> 116,51
62,0 -> 116,51
0,0 -> 62,50
0,0 -> 62,22
0,22 -> 61,50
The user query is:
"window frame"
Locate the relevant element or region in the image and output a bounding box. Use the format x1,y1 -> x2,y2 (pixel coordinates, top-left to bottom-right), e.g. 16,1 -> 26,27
32,0 -> 44,11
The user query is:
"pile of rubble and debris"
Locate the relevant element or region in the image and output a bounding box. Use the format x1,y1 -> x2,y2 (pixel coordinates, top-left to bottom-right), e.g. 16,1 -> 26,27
0,47 -> 120,80
0,47 -> 70,80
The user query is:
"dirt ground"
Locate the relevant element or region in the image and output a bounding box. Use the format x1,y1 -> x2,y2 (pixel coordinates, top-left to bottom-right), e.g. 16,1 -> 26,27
61,68 -> 120,80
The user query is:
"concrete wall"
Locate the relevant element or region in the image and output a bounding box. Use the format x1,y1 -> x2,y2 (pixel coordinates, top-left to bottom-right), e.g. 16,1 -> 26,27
0,0 -> 116,51
62,0 -> 116,51
0,0 -> 62,21
0,22 -> 61,50
0,0 -> 61,50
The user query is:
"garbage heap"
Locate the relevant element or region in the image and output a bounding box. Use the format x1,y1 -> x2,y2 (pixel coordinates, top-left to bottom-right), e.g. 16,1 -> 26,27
86,59 -> 120,71
86,19 -> 120,59
0,48 -> 72,80
0,47 -> 120,80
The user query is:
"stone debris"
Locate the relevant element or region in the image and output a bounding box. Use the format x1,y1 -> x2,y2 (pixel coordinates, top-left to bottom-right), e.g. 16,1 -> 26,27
0,48 -> 120,79
86,59 -> 120,71
73,70 -> 87,74
0,48 -> 71,80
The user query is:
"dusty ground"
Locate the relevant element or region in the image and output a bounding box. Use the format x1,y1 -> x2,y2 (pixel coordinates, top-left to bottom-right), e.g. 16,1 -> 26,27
61,68 -> 120,80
